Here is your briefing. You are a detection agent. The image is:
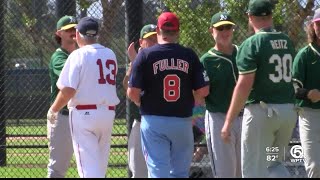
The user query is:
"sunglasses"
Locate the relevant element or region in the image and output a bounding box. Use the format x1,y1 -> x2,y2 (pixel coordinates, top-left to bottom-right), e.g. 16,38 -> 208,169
215,24 -> 233,31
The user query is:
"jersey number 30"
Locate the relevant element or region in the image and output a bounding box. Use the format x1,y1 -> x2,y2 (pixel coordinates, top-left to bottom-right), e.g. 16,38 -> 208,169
163,75 -> 180,102
269,54 -> 292,83
97,59 -> 116,85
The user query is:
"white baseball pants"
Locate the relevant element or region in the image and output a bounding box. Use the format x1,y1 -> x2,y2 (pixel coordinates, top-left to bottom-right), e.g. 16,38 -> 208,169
69,105 -> 115,178
298,107 -> 320,178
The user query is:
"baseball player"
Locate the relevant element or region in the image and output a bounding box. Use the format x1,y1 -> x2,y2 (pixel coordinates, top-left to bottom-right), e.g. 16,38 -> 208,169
221,0 -> 297,178
122,24 -> 157,178
292,8 -> 320,178
47,15 -> 77,178
47,17 -> 120,178
200,12 -> 241,178
127,12 -> 209,178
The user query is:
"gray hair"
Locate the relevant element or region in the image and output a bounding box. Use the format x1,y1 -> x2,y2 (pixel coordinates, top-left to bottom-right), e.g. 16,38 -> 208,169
78,30 -> 97,42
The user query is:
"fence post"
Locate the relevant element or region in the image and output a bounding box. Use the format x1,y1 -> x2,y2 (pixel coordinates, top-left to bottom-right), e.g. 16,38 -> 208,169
0,0 -> 6,167
125,0 -> 143,177
56,0 -> 76,18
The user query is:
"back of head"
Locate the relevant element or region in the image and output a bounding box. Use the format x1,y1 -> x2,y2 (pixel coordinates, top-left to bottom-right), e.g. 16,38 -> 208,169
157,12 -> 180,38
76,17 -> 99,41
247,0 -> 274,17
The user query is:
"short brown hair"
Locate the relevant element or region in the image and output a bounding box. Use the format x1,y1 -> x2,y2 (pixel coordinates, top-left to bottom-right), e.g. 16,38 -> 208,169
307,23 -> 317,43
159,29 -> 178,37
55,34 -> 61,45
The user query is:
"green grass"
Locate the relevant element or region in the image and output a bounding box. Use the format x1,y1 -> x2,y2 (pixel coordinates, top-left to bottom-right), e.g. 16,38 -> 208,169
0,167 -> 128,178
2,119 -> 129,178
6,119 -> 127,135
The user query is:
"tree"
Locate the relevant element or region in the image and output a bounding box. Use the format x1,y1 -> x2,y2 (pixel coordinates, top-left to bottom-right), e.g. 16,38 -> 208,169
100,0 -> 123,47
164,0 -> 316,53
163,0 -> 221,55
5,0 -> 56,68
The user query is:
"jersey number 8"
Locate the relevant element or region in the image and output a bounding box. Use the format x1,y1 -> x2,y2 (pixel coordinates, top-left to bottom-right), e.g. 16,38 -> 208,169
97,59 -> 116,85
163,75 -> 180,102
269,54 -> 292,83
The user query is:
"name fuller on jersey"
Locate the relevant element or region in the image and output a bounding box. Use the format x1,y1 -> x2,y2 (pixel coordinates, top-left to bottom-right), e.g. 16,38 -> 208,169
153,58 -> 189,75
270,39 -> 288,50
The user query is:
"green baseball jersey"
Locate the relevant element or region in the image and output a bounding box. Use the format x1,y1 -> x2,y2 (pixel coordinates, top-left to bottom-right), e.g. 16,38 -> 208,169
237,28 -> 296,104
292,43 -> 320,109
200,46 -> 238,113
49,48 -> 69,109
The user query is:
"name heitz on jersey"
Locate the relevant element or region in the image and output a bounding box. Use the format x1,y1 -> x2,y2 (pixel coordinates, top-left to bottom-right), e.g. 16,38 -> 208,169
270,39 -> 288,49
153,58 -> 189,75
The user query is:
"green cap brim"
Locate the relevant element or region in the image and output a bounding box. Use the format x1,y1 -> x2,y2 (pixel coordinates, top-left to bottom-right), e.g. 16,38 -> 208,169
212,21 -> 235,28
142,32 -> 157,39
60,24 -> 77,30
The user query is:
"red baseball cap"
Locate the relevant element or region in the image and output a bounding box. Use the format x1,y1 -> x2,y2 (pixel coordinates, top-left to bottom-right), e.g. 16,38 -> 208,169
157,12 -> 179,31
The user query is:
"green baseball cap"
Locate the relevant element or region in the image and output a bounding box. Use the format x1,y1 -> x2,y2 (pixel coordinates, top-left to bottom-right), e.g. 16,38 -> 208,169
211,12 -> 235,28
56,15 -> 77,31
247,0 -> 274,16
140,24 -> 157,39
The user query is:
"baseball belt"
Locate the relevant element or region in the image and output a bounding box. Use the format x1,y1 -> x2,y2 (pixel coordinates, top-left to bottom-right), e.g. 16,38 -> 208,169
75,104 -> 115,111
260,101 -> 279,118
60,109 -> 69,116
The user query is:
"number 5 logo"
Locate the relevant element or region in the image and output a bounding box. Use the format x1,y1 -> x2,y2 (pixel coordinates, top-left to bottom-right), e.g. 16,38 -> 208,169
290,145 -> 304,159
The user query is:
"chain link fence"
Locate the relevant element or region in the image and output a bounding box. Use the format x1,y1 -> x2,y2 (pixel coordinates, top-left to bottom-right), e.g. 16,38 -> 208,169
0,0 -> 318,178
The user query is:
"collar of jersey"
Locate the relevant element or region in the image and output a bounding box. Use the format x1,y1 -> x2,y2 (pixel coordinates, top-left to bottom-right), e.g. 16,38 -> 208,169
257,27 -> 276,33
82,43 -> 104,49
56,47 -> 69,55
309,43 -> 320,57
208,45 -> 237,58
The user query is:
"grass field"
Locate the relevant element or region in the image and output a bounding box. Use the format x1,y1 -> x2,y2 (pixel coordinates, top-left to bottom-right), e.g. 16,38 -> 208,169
1,119 -> 129,178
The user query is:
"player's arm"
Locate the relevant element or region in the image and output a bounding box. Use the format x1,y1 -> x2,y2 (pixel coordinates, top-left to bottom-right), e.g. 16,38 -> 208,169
192,51 -> 210,101
50,87 -> 76,113
194,86 -> 209,106
123,42 -> 138,91
295,80 -> 320,103
127,49 -> 144,106
194,86 -> 209,100
292,49 -> 320,103
52,55 -> 68,76
221,73 -> 255,143
122,63 -> 132,91
127,87 -> 141,106
292,80 -> 309,100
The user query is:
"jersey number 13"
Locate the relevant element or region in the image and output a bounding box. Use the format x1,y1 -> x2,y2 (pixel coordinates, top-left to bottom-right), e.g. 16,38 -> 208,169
97,59 -> 116,85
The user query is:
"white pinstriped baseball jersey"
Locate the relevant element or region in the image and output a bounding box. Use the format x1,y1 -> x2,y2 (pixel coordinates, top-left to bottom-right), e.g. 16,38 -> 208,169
57,43 -> 120,107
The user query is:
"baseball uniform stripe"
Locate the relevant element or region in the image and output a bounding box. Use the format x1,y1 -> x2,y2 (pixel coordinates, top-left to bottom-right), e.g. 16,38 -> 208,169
70,111 -> 84,177
309,43 -> 320,57
292,78 -> 303,88
75,104 -> 115,111
239,68 -> 257,75
208,50 -> 237,83
77,143 -> 84,177
205,112 -> 216,177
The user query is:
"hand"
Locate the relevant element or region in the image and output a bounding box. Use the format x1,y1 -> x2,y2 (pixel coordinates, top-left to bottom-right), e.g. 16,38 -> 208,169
308,89 -> 320,103
194,93 -> 205,106
47,109 -> 58,125
221,124 -> 231,144
127,42 -> 137,62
